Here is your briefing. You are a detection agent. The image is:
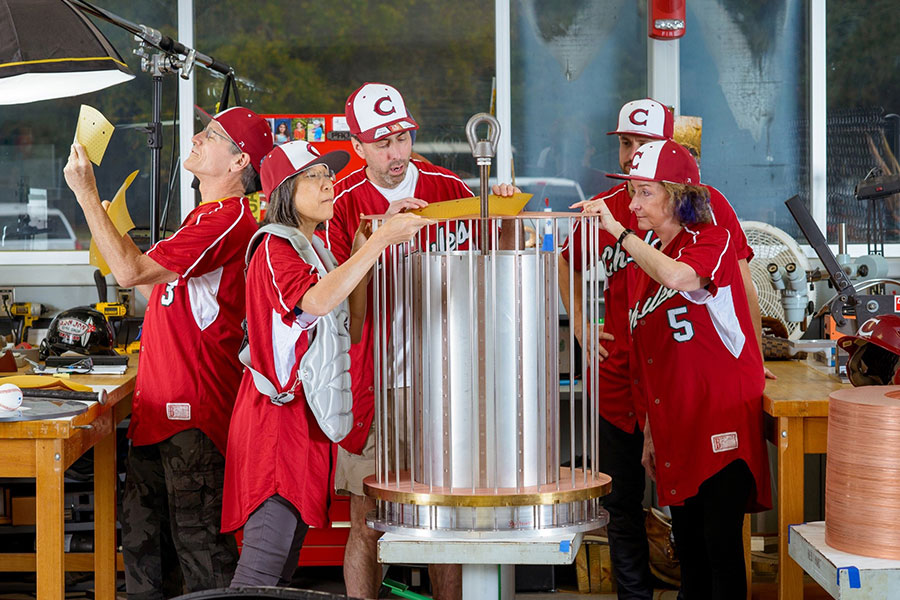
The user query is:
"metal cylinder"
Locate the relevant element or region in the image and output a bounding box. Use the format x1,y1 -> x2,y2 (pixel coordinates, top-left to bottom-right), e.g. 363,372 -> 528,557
365,213 -> 610,537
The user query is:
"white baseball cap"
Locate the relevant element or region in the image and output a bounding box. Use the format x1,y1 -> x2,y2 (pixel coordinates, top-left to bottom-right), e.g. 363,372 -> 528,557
345,82 -> 419,143
607,98 -> 674,140
260,141 -> 350,198
607,140 -> 700,185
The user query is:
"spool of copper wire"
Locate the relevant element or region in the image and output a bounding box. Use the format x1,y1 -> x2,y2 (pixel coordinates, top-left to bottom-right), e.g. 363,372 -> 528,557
825,385 -> 900,559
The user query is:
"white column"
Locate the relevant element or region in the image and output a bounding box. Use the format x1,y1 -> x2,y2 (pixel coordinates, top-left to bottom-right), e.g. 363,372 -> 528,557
178,0 -> 196,222
809,0 -> 827,232
461,564 -> 515,600
495,0 -> 512,182
647,38 -> 680,116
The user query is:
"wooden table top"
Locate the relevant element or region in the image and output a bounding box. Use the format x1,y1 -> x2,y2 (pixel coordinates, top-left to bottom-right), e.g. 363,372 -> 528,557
763,359 -> 849,418
0,356 -> 137,440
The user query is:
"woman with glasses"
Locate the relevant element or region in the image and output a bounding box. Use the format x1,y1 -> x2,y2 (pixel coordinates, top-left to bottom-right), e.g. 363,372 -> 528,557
221,141 -> 430,587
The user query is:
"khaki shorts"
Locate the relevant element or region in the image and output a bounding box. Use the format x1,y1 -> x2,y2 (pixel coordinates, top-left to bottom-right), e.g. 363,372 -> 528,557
335,424 -> 376,497
335,391 -> 412,496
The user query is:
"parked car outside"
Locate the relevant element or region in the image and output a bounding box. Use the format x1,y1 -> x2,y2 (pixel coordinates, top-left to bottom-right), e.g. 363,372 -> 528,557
0,204 -> 80,250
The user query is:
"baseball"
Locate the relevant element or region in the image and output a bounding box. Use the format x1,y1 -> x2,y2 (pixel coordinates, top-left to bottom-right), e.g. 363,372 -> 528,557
0,383 -> 23,412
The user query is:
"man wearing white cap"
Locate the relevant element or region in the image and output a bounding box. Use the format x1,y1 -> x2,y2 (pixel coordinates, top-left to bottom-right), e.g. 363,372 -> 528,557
559,99 -> 761,599
327,82 -> 517,600
64,106 -> 272,597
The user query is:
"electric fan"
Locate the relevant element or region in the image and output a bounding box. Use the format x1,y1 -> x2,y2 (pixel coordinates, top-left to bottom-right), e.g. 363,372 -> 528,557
742,221 -> 815,340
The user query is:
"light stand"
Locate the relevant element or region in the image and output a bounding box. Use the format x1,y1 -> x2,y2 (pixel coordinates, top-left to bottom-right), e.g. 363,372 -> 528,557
69,0 -> 238,244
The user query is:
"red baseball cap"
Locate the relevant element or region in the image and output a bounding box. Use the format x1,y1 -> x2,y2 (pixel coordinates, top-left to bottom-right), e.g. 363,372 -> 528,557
196,105 -> 273,173
260,141 -> 350,198
607,140 -> 700,185
607,98 -> 674,140
345,82 -> 418,143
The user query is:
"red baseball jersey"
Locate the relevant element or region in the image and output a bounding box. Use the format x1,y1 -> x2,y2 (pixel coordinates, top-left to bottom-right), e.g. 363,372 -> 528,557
128,196 -> 258,455
222,234 -> 334,531
325,160 -> 472,453
628,223 -> 771,510
560,183 -> 752,433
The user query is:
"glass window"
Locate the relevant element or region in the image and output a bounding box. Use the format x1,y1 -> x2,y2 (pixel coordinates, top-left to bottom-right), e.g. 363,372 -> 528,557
193,0 -> 497,179
510,1 -> 647,200
0,1 -> 179,253
680,0 -> 808,238
826,0 -> 900,245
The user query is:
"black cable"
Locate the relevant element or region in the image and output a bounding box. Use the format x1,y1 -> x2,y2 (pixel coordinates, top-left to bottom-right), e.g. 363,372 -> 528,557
159,77 -> 180,238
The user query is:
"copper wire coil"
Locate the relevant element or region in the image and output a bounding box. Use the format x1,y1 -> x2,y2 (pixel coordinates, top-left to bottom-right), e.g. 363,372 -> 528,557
825,386 -> 900,559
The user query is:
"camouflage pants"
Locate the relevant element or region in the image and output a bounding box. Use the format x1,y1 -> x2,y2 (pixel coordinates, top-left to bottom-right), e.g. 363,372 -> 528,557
122,429 -> 238,599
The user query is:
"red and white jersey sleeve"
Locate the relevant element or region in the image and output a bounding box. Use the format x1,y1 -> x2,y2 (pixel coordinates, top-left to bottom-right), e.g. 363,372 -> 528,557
325,160 -> 472,454
559,183 -> 642,432
707,185 -> 752,263
129,197 -> 259,454
222,234 -> 335,531
628,223 -> 771,511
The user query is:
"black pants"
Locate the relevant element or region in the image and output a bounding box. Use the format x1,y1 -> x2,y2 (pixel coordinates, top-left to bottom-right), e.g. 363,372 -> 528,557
230,495 -> 309,588
122,429 -> 238,599
669,460 -> 753,600
598,415 -> 653,600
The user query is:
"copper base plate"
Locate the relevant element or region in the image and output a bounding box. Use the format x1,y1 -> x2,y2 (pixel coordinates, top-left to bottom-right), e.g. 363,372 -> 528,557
364,467 -> 611,507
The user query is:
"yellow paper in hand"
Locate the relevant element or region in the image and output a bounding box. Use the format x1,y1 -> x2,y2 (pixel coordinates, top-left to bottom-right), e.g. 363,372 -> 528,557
75,105 -> 115,166
411,192 -> 532,220
90,170 -> 139,276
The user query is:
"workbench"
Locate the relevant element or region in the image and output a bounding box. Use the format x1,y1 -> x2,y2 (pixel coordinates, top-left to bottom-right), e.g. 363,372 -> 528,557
0,359 -> 136,600
763,360 -> 848,600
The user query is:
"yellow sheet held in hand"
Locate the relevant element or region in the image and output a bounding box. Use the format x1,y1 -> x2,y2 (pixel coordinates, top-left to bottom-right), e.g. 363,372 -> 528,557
75,104 -> 114,166
90,170 -> 139,276
411,192 -> 532,220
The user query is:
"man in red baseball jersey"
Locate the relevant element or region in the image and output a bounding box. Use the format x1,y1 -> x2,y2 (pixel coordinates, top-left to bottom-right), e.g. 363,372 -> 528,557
559,99 -> 765,599
64,106 -> 272,597
583,139 -> 771,598
327,82 -> 517,600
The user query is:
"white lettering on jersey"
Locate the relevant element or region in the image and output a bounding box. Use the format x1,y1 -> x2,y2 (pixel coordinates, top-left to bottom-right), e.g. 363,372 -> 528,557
711,432 -> 739,453
428,222 -> 470,251
666,306 -> 695,342
628,284 -> 679,331
160,280 -> 177,306
600,230 -> 655,278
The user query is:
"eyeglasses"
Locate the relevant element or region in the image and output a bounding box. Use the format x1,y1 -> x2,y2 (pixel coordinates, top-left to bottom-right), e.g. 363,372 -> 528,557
300,168 -> 335,183
204,127 -> 241,153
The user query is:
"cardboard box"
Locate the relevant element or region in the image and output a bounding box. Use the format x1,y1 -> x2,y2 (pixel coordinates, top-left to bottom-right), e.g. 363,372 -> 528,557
575,537 -> 616,593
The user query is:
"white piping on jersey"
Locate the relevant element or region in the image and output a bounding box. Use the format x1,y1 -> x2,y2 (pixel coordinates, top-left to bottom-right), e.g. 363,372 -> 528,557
331,168 -> 369,207
183,200 -> 248,278
416,164 -> 472,193
148,199 -> 224,255
683,225 -> 732,282
327,173 -> 370,249
264,234 -> 292,314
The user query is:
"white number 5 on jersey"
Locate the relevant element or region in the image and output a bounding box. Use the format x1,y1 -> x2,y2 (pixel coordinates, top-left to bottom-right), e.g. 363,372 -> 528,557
666,306 -> 694,342
160,281 -> 177,306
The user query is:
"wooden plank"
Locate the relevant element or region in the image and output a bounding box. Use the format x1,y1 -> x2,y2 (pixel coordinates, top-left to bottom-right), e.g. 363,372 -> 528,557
94,418 -> 118,599
763,360 -> 845,418
777,416 -> 806,600
62,411 -> 113,470
0,439 -> 36,476
804,417 -> 829,454
0,552 -> 125,572
35,438 -> 65,600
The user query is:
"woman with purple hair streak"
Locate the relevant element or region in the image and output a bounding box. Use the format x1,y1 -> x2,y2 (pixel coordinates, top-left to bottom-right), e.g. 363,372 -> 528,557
577,139 -> 771,599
